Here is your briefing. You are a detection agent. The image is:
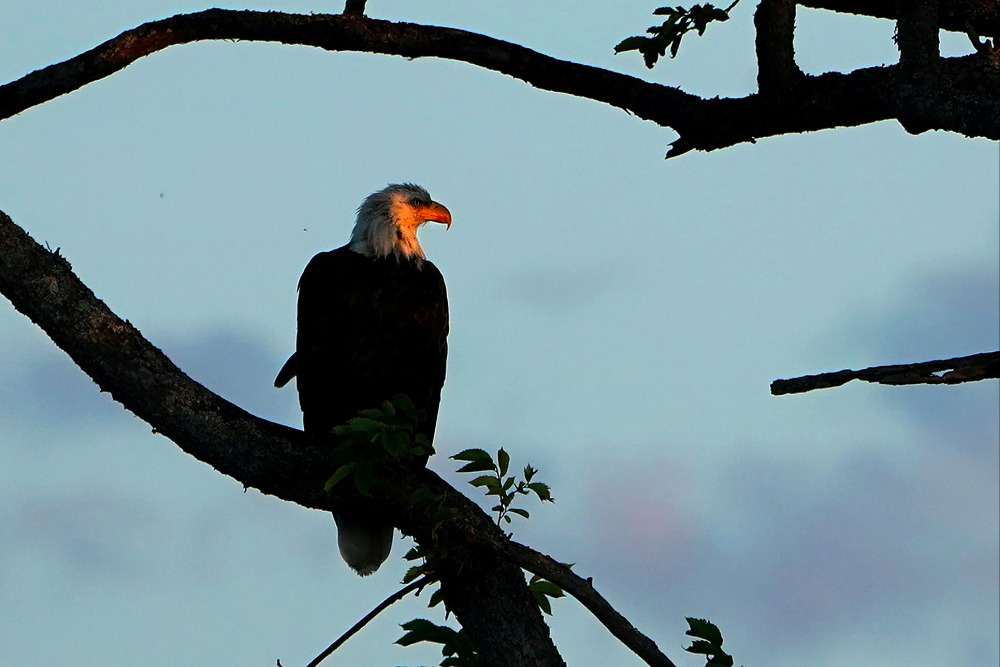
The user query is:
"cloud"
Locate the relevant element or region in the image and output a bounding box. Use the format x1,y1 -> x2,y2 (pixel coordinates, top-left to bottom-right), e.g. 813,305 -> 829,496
0,325 -> 301,441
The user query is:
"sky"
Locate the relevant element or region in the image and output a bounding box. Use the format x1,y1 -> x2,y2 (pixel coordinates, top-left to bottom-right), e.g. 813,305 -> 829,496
0,2 -> 997,666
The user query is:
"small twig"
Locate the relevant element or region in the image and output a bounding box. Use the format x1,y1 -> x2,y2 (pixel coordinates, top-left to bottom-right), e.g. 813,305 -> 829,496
303,574 -> 436,667
771,351 -> 1000,395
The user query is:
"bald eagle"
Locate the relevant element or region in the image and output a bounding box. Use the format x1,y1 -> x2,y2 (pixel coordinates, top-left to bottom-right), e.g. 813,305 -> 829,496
274,183 -> 451,576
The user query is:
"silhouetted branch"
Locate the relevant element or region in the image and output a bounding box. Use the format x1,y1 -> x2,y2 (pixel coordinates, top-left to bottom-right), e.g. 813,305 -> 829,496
771,351 -> 1000,395
755,0 -> 802,95
0,207 -> 562,666
0,206 -> 685,667
500,540 -> 678,667
305,575 -> 436,667
343,0 -> 367,16
1,9 -> 996,159
798,0 -> 999,39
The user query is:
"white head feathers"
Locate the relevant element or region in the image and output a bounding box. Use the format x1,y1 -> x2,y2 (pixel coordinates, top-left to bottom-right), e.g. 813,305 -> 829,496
348,183 -> 452,261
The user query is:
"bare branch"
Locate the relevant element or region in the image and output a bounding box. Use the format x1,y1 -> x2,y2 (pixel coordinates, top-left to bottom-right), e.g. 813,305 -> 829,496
770,351 -> 1000,395
499,540 -> 678,667
343,0 -> 367,16
798,0 -> 999,39
305,575 -> 435,667
755,0 -> 802,95
896,0 -> 941,68
0,10 -> 996,159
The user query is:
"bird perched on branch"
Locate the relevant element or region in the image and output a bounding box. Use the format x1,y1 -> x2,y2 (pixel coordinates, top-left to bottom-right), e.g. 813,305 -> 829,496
274,183 -> 451,575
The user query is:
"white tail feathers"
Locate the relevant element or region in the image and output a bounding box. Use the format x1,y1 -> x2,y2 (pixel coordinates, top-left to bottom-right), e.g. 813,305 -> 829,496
332,511 -> 394,576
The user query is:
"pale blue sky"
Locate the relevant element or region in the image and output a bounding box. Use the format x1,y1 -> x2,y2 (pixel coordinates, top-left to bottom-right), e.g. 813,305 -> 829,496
1,2 -> 997,666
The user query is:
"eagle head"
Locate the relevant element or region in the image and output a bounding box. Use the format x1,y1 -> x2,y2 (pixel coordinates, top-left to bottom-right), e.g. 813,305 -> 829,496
349,183 -> 451,261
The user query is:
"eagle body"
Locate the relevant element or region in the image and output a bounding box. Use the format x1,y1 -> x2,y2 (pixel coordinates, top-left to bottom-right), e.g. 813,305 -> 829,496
292,246 -> 448,440
275,183 -> 450,576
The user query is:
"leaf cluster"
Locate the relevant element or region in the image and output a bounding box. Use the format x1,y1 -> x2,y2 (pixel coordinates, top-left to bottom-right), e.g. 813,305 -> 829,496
684,617 -> 735,667
615,1 -> 738,68
323,394 -> 432,496
451,448 -> 553,527
397,619 -> 480,667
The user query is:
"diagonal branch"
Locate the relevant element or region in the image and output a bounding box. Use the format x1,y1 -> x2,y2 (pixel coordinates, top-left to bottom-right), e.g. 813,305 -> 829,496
0,9 -> 996,159
0,206 -> 682,666
770,351 -> 1000,395
0,207 -> 561,666
499,540 -> 679,667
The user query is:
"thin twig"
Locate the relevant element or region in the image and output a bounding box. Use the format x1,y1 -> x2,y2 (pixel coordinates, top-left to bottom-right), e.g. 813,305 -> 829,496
304,575 -> 436,667
771,351 -> 1000,395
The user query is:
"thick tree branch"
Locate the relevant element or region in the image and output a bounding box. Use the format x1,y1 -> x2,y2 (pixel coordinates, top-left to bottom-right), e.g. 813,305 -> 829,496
770,351 -> 1000,395
755,0 -> 803,95
0,10 -> 996,159
342,0 -> 367,17
0,208 -> 564,666
897,0 -> 942,67
0,207 -> 685,665
799,0 -> 999,39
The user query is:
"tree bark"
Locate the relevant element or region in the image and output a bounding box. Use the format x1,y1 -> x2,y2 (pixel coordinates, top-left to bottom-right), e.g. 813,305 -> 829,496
1,10 -> 996,158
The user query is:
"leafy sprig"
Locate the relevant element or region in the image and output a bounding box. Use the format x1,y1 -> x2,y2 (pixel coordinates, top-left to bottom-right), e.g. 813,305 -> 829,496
684,617 -> 736,667
451,448 -> 553,527
323,394 -> 432,496
397,619 -> 480,667
615,1 -> 739,68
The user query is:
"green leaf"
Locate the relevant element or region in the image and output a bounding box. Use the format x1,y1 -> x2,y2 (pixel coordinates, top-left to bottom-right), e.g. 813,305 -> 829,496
380,399 -> 395,416
428,587 -> 445,608
353,460 -> 373,496
456,459 -> 496,474
391,393 -> 418,420
613,35 -> 649,54
685,639 -> 716,655
357,408 -> 384,419
451,448 -> 493,463
508,507 -> 530,519
323,463 -> 355,492
470,475 -> 503,495
523,464 -> 537,482
346,416 -> 383,435
527,482 -> 553,502
685,617 -> 723,645
502,475 -> 516,492
497,448 -> 510,477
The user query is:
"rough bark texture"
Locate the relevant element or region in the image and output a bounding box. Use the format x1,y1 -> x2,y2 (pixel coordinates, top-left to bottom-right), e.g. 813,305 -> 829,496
0,10 -> 996,159
771,351 -> 1000,394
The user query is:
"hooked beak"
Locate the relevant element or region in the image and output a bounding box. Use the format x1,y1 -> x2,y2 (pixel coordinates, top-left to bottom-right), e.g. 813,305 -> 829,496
421,201 -> 452,230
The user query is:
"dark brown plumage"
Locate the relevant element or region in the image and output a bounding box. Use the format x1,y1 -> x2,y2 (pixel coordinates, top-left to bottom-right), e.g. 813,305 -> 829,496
275,183 -> 450,575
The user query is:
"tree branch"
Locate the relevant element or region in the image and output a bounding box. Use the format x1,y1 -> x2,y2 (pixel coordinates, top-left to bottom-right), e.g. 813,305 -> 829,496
0,207 -> 562,666
499,540 -> 679,667
342,0 -> 367,16
304,575 -> 435,667
770,351 -> 1000,395
0,10 -> 996,159
755,0 -> 802,95
798,0 -> 999,39
896,0 -> 941,68
0,206 -> 688,664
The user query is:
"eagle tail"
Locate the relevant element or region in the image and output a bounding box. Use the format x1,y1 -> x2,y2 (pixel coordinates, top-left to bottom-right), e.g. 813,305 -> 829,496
273,353 -> 297,388
333,511 -> 394,576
